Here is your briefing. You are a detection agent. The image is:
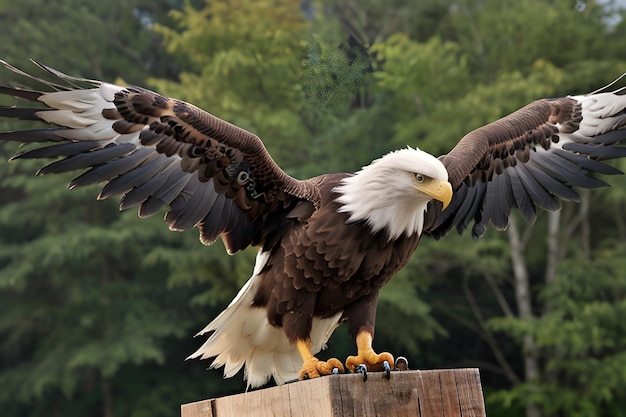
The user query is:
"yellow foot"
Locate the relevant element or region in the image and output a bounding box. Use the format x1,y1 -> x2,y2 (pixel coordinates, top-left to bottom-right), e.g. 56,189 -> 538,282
345,350 -> 394,373
298,357 -> 344,380
345,330 -> 394,378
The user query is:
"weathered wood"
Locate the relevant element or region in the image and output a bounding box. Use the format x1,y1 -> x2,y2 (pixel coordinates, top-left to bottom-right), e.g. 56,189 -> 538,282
181,368 -> 486,417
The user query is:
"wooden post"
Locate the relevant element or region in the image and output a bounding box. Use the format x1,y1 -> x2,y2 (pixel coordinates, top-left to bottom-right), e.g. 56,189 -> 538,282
181,368 -> 486,417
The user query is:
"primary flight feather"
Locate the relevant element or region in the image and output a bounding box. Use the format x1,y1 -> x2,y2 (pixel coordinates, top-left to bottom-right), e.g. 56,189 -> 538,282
1,61 -> 626,388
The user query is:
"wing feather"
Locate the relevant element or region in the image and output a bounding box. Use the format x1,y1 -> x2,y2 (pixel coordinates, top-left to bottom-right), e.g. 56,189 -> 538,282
490,173 -> 514,230
138,172 -> 192,218
119,160 -> 183,211
457,182 -> 486,235
0,128 -> 68,143
524,158 -> 580,201
37,142 -> 136,175
514,163 -> 560,211
11,141 -> 106,160
562,141 -> 626,160
165,176 -> 220,231
98,155 -> 171,199
198,195 -> 229,245
0,61 -> 321,253
427,88 -> 626,238
68,148 -> 154,189
448,184 -> 476,235
0,106 -> 43,120
507,166 -> 537,224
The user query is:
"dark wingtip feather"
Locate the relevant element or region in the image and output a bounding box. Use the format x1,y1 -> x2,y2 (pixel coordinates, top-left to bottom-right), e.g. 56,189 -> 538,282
138,197 -> 167,218
0,106 -> 43,120
69,148 -> 153,190
0,86 -> 43,101
11,141 -> 104,160
562,142 -> 626,161
471,223 -> 487,240
36,143 -> 135,175
0,128 -> 66,143
98,156 -> 171,200
592,129 -> 626,145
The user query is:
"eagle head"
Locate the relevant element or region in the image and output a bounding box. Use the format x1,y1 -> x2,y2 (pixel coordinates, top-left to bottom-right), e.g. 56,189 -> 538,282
334,147 -> 452,240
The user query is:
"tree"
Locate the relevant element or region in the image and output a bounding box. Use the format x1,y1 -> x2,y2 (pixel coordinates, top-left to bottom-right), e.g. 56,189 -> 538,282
0,0 -> 180,82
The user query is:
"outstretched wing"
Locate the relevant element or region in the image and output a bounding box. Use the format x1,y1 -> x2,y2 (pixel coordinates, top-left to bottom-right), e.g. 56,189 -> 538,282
0,61 -> 320,253
425,83 -> 626,239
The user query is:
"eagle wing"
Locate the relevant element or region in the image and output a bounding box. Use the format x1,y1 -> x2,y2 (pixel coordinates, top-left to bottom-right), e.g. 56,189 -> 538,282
0,61 -> 320,253
425,87 -> 626,239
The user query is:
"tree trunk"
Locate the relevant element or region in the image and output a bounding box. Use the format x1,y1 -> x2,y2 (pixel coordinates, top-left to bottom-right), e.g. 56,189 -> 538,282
507,218 -> 542,417
544,210 -> 560,286
102,376 -> 114,417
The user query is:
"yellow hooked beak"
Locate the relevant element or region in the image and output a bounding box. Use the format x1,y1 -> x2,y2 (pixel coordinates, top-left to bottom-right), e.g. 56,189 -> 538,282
417,178 -> 453,210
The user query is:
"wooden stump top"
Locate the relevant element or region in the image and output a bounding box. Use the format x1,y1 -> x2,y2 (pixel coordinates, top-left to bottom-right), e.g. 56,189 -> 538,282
181,368 -> 486,417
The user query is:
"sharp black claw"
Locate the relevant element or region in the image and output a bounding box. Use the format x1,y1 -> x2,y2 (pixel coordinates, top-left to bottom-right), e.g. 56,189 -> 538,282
382,360 -> 391,379
395,356 -> 409,371
356,364 -> 368,381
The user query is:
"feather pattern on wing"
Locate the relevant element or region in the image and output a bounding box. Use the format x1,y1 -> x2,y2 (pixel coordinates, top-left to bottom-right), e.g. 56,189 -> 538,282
0,60 -> 321,254
425,89 -> 626,239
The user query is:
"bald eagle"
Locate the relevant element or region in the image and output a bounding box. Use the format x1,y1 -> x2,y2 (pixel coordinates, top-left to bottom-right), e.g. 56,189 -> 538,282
1,61 -> 626,388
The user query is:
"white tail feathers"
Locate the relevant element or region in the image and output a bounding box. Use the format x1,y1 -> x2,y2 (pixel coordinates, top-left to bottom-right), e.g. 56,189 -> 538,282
188,250 -> 343,388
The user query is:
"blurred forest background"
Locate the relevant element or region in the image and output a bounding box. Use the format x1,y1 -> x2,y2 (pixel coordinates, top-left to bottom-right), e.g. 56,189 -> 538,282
1,0 -> 626,416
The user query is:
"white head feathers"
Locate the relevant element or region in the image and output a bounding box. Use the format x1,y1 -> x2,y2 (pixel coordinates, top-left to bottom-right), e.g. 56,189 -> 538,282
333,147 -> 449,240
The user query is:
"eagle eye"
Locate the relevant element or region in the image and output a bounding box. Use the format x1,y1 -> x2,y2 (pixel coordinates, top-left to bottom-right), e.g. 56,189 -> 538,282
415,174 -> 425,183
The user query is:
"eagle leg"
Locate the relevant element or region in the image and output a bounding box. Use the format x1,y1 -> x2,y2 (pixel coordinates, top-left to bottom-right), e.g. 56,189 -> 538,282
296,338 -> 344,380
345,330 -> 395,376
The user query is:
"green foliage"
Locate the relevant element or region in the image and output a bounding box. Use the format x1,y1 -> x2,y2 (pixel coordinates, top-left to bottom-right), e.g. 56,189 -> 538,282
316,0 -> 455,45
448,0 -> 611,79
489,243 -> 626,417
152,0 -> 313,173
0,0 -> 178,81
300,36 -> 386,174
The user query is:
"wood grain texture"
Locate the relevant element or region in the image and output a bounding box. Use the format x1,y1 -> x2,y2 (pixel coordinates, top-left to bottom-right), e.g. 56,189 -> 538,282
181,368 -> 486,417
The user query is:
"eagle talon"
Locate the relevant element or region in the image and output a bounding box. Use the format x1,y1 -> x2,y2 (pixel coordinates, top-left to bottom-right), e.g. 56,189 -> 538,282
395,356 -> 409,371
382,360 -> 391,379
356,364 -> 368,381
